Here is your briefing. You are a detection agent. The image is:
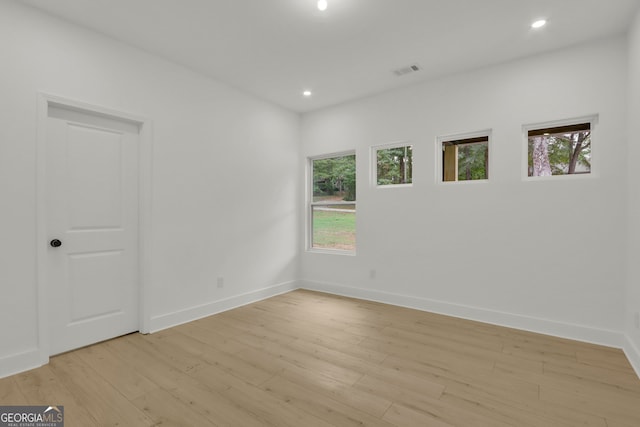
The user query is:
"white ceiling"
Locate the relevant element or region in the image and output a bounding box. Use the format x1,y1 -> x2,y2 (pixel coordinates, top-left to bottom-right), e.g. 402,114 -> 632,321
21,0 -> 640,113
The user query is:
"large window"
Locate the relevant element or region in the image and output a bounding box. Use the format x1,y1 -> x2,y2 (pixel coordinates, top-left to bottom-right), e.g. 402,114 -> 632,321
526,120 -> 592,177
439,131 -> 490,182
309,152 -> 356,252
373,143 -> 413,187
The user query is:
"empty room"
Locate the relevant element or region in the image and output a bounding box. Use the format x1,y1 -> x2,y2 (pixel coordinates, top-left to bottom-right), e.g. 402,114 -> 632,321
2,0 -> 640,425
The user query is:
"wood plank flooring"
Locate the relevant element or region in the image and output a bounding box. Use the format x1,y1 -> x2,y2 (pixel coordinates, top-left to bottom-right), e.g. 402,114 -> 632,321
2,289 -> 640,426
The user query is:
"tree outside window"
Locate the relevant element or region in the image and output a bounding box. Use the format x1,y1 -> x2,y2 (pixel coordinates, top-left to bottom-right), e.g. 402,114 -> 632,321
527,122 -> 591,177
376,145 -> 413,186
441,134 -> 489,182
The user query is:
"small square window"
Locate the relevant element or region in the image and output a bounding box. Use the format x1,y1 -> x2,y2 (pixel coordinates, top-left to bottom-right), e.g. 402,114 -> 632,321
374,143 -> 413,186
440,134 -> 489,182
527,122 -> 591,177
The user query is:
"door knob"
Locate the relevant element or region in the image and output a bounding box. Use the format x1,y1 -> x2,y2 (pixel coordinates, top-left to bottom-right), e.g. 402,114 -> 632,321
50,239 -> 62,248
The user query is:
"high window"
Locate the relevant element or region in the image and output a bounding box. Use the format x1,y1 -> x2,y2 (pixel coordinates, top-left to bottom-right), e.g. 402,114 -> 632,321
373,143 -> 413,187
439,132 -> 490,182
526,120 -> 592,177
309,152 -> 356,252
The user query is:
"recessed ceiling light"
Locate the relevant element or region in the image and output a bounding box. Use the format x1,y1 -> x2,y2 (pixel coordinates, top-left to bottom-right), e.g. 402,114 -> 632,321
531,19 -> 547,29
303,90 -> 312,97
317,0 -> 328,11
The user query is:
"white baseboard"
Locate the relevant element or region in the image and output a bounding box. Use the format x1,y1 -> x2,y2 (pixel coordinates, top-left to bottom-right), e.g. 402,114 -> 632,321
0,348 -> 42,379
624,335 -> 640,379
148,280 -> 298,333
1,281 -> 298,379
300,279 -> 625,349
4,279 -> 634,380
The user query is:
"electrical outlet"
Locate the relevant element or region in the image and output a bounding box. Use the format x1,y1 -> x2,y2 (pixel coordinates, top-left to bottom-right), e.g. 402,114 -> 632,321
635,312 -> 640,330
217,276 -> 224,288
369,269 -> 376,280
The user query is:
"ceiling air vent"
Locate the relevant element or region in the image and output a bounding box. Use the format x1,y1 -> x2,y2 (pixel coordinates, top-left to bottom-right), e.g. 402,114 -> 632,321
393,63 -> 422,77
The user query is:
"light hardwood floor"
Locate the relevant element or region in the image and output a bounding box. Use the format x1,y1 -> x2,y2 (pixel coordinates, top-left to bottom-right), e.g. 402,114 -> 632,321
2,290 -> 640,426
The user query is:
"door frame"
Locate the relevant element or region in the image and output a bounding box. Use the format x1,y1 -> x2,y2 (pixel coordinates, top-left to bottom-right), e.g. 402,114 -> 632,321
36,93 -> 153,365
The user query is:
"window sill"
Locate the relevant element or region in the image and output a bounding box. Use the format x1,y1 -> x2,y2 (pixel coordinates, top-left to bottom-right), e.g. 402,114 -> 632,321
306,248 -> 356,256
523,173 -> 594,182
438,179 -> 489,185
375,183 -> 413,189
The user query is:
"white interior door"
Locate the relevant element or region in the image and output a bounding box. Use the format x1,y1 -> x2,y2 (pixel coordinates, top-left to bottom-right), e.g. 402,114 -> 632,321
46,104 -> 140,355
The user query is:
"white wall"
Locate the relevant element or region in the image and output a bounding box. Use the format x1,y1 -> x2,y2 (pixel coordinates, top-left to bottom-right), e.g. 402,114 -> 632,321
301,36 -> 629,347
626,8 -> 640,375
0,0 -> 300,377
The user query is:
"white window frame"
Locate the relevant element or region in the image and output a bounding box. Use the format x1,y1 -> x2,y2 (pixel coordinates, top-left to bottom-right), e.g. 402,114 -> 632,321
307,150 -> 357,255
436,129 -> 492,184
371,141 -> 413,188
522,115 -> 598,181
